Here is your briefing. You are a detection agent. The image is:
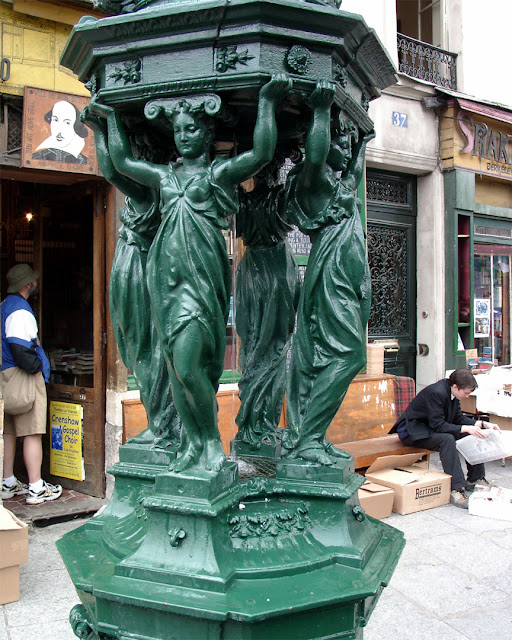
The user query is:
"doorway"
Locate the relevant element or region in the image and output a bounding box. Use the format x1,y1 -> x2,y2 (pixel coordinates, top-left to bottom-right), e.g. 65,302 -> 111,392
366,170 -> 417,378
1,177 -> 106,497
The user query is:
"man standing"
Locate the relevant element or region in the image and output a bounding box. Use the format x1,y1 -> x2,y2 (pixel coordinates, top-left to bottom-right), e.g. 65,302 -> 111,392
1,264 -> 62,504
391,369 -> 500,509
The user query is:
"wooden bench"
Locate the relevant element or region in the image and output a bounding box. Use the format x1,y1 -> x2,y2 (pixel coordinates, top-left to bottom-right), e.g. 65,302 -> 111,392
122,374 -> 431,469
327,374 -> 431,469
122,398 -> 150,443
123,390 -> 285,451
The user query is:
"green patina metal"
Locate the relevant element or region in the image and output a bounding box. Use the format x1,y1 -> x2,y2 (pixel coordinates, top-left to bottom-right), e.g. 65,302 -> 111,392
281,83 -> 374,466
84,109 -> 181,448
233,160 -> 300,456
57,1 -> 404,638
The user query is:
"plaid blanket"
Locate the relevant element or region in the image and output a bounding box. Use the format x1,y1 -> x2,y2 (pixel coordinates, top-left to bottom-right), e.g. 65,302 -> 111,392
394,376 -> 416,419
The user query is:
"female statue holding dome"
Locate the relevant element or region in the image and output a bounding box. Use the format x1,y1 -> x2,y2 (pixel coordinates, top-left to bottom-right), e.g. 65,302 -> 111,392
91,74 -> 292,473
282,79 -> 374,466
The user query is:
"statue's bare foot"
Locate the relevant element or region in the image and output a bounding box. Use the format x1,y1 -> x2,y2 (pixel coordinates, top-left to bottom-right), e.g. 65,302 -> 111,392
170,451 -> 195,472
282,442 -> 334,466
126,428 -> 156,446
296,450 -> 334,466
325,442 -> 351,459
170,443 -> 200,473
203,439 -> 226,473
153,435 -> 177,450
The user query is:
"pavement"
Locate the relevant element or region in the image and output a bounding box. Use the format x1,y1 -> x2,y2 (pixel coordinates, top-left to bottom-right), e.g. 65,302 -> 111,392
2,489 -> 106,526
1,454 -> 511,640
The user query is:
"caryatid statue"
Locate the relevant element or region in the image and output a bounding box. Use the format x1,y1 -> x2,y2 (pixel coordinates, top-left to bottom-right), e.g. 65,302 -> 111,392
90,74 -> 293,472
282,79 -> 374,465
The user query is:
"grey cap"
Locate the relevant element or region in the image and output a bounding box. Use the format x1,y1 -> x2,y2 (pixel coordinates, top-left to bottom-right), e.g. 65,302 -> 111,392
6,264 -> 40,294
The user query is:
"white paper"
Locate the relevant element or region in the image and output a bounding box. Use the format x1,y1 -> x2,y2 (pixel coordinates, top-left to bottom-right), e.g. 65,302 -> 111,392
462,366 -> 512,417
469,486 -> 512,522
456,430 -> 512,464
474,298 -> 491,337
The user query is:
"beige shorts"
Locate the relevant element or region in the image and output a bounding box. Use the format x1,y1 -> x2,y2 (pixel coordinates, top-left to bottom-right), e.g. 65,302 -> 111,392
3,369 -> 47,437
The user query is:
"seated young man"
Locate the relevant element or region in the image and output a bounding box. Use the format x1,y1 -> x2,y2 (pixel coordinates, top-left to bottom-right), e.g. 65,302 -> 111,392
391,369 -> 500,509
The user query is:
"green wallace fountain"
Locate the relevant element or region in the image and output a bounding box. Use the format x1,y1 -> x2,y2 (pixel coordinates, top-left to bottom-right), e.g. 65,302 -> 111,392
58,0 -> 404,638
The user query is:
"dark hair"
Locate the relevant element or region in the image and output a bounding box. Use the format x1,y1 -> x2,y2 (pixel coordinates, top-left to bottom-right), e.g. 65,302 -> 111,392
448,368 -> 478,391
44,102 -> 89,139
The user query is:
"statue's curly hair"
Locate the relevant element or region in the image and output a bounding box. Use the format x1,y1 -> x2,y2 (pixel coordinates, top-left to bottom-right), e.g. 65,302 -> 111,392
93,0 -> 151,14
331,109 -> 359,145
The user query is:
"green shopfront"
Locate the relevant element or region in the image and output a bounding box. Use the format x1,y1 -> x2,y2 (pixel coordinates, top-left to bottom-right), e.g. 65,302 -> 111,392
442,96 -> 512,370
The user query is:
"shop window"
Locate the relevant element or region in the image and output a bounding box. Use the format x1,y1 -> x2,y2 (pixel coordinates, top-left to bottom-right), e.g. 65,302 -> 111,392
474,250 -> 511,365
221,224 -> 240,384
457,215 -> 471,351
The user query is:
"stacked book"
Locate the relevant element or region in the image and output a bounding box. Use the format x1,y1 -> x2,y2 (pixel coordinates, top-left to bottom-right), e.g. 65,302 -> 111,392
49,351 -> 93,374
69,352 -> 94,374
49,350 -> 78,371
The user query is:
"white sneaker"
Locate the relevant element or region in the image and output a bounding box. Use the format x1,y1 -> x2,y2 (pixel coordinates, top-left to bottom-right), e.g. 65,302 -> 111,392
26,481 -> 62,505
1,479 -> 29,499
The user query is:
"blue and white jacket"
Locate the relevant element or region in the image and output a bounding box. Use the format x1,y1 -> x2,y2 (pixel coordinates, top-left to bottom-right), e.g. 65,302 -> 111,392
1,293 -> 50,382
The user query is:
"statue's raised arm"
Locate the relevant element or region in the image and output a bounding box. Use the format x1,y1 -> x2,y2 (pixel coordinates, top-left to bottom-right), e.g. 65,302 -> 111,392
213,74 -> 293,188
293,79 -> 336,215
88,99 -> 166,191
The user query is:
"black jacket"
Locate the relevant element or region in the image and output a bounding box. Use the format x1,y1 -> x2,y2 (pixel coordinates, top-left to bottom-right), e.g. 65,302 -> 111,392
390,378 -> 475,441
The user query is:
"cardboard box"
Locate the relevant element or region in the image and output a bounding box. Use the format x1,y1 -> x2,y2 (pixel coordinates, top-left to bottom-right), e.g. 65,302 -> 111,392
0,506 -> 29,605
365,453 -> 451,515
489,414 -> 512,431
459,394 -> 477,414
358,482 -> 394,519
469,486 -> 512,522
0,566 -> 20,605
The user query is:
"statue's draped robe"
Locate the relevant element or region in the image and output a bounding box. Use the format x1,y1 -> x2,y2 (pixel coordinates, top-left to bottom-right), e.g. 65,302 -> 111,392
146,160 -> 237,394
235,184 -> 299,448
109,195 -> 180,444
283,164 -> 371,455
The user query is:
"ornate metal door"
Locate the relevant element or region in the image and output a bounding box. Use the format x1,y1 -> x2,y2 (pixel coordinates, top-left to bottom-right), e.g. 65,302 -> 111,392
366,171 -> 417,378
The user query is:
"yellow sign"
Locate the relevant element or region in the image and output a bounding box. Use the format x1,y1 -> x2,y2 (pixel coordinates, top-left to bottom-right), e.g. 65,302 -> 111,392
50,401 -> 84,481
442,106 -> 512,182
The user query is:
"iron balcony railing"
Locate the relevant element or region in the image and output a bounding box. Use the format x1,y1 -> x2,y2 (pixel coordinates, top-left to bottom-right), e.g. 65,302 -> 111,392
397,33 -> 457,90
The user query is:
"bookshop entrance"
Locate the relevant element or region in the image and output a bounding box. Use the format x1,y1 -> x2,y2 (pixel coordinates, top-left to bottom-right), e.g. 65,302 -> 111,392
1,175 -> 107,497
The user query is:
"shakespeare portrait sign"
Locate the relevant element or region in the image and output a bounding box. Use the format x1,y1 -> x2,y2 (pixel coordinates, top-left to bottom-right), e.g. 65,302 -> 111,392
22,87 -> 98,175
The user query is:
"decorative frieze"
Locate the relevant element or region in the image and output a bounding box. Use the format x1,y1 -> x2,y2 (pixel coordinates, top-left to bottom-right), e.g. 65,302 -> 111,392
215,45 -> 255,73
229,504 -> 310,539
